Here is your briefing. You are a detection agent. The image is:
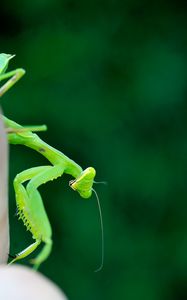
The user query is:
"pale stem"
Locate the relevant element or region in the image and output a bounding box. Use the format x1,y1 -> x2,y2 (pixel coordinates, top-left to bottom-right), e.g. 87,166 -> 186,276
0,109 -> 9,264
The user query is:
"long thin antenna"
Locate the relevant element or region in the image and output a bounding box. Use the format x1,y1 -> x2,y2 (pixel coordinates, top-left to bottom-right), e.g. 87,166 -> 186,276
92,188 -> 104,272
93,180 -> 108,185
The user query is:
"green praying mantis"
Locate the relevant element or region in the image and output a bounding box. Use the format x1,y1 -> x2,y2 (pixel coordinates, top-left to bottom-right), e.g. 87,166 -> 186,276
0,53 -> 104,271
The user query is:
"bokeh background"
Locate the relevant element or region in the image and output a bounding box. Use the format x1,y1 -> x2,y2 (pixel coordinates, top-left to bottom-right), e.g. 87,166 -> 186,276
1,1 -> 187,299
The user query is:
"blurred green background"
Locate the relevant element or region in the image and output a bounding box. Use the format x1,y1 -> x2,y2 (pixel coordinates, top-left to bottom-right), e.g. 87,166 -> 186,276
1,0 -> 187,299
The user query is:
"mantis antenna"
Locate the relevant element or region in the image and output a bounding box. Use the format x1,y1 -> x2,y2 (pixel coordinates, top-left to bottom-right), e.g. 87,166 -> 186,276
92,188 -> 104,272
94,181 -> 108,185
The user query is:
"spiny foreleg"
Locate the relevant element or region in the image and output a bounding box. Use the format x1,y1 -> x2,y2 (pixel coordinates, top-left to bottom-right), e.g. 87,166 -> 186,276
9,166 -> 52,266
25,165 -> 65,268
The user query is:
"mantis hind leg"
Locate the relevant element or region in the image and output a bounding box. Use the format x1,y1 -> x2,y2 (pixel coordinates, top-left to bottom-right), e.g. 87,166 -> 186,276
0,68 -> 25,97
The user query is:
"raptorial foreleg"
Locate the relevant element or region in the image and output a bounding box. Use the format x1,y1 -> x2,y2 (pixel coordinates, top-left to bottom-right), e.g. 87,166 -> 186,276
25,165 -> 65,268
9,166 -> 52,265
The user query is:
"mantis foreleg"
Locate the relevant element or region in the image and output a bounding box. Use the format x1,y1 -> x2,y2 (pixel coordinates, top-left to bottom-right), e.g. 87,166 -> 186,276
14,166 -> 52,185
10,165 -> 65,268
26,165 -> 64,192
13,165 -> 52,220
25,165 -> 65,268
10,166 -> 52,266
9,240 -> 41,266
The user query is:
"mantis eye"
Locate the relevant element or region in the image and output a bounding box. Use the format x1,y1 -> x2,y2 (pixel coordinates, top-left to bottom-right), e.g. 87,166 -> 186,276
69,167 -> 96,199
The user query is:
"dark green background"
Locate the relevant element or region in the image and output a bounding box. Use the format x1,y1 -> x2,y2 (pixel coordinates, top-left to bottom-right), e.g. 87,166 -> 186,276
1,1 -> 187,299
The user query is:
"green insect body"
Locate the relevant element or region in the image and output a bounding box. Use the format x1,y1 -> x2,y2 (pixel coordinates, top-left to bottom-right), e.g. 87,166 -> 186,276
0,54 -> 100,270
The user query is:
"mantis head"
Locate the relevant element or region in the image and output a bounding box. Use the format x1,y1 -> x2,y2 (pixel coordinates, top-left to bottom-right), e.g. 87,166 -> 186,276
69,167 -> 96,199
69,166 -> 104,272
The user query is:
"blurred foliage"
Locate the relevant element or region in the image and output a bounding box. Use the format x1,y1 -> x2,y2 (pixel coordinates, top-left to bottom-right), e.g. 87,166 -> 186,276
1,0 -> 187,299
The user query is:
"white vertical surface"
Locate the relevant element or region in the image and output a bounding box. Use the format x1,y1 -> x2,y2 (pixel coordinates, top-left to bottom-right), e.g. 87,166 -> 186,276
0,111 -> 9,263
